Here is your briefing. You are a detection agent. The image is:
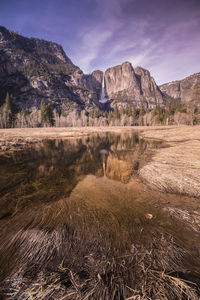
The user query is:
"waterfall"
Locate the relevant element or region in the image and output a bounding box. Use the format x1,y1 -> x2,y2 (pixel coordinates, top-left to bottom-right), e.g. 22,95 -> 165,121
99,73 -> 108,103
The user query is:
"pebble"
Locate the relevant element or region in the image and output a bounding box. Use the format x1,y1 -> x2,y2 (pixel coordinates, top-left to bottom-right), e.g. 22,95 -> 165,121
145,213 -> 153,219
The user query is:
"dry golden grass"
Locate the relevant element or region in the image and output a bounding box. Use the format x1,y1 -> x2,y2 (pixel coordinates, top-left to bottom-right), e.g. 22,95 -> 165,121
0,127 -> 140,152
140,125 -> 200,142
1,174 -> 199,299
0,125 -> 172,151
139,126 -> 200,197
0,125 -> 198,142
1,127 -> 200,299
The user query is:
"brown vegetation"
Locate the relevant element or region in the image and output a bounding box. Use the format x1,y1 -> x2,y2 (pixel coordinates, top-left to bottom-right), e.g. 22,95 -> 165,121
1,175 -> 200,299
139,125 -> 200,197
0,126 -> 200,299
1,125 -> 200,200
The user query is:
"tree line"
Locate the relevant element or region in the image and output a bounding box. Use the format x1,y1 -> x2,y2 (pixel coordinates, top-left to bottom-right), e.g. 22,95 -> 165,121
0,93 -> 199,128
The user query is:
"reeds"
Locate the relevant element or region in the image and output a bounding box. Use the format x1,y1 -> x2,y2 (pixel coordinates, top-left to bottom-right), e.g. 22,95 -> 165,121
0,198 -> 199,300
140,140 -> 200,197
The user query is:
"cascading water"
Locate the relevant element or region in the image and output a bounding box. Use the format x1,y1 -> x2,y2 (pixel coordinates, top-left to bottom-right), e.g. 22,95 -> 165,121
99,73 -> 108,103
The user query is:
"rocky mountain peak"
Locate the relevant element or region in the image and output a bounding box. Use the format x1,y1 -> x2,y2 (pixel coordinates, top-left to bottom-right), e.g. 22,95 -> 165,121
0,25 -> 166,111
1,24 -> 199,121
104,61 -> 139,97
135,66 -> 150,76
134,66 -> 163,106
0,25 -> 74,67
103,61 -> 164,108
122,61 -> 133,67
0,25 -> 98,113
159,72 -> 200,102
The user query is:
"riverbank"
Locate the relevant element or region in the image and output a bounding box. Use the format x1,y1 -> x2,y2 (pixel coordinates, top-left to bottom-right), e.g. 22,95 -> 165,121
0,126 -> 169,152
0,126 -> 200,299
139,125 -> 200,197
0,127 -> 135,152
0,126 -> 200,199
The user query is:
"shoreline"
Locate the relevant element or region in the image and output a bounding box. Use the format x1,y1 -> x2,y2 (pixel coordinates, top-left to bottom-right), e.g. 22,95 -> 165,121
0,125 -> 200,199
0,125 -> 179,152
0,125 -> 200,299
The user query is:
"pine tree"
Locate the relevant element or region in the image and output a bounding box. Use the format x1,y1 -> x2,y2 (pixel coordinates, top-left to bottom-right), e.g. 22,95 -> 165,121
113,105 -> 120,120
5,92 -> 12,111
3,92 -> 14,128
107,111 -> 112,124
132,107 -> 137,119
139,104 -> 145,117
127,105 -> 132,117
94,109 -> 99,118
40,100 -> 55,126
46,104 -> 55,126
40,100 -> 47,125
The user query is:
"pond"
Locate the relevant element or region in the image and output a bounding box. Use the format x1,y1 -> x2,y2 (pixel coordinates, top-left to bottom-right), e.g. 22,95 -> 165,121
0,132 -> 199,299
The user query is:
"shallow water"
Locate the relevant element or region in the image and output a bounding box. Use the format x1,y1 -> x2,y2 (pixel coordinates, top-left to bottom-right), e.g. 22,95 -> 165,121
0,132 -> 199,299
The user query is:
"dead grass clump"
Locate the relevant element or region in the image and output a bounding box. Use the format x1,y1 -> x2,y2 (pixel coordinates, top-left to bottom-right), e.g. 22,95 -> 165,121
1,225 -> 199,300
139,140 -> 200,197
141,125 -> 200,143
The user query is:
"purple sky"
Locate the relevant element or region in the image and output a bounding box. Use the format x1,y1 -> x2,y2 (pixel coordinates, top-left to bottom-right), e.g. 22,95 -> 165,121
0,0 -> 200,84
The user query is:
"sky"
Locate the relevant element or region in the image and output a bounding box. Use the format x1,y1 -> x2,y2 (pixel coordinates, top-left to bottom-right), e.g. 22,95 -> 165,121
0,0 -> 200,84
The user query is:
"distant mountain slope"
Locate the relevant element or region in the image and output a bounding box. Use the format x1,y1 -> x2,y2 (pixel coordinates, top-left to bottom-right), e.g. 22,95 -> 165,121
0,24 -> 199,126
0,25 -> 99,114
159,73 -> 200,104
0,26 -> 166,114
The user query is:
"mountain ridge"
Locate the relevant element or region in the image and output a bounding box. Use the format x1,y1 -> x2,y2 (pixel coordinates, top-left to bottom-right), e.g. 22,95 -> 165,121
159,72 -> 200,103
0,25 -> 199,127
0,25 -> 165,112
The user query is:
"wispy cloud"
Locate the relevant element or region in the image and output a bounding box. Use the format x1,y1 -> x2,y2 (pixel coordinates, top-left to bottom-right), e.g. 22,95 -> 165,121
73,28 -> 113,73
0,0 -> 199,83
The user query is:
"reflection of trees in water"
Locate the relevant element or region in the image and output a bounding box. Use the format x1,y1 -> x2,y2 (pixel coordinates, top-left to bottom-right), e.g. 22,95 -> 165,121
0,133 -> 154,219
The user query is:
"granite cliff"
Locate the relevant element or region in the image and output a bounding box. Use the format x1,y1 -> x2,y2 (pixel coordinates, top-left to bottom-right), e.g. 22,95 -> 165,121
0,25 -> 199,127
104,62 -> 164,108
0,26 -> 165,115
0,25 -> 101,115
160,73 -> 200,104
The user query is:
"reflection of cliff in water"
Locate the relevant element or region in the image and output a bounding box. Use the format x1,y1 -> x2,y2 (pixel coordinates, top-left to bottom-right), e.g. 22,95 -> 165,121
0,133 -> 200,299
0,133 -> 161,219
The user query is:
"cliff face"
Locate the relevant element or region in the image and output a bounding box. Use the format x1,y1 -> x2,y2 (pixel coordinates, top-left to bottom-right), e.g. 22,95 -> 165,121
1,25 -> 199,118
0,25 -> 98,113
105,62 -> 141,98
159,73 -> 200,103
134,67 -> 163,106
74,70 -> 103,103
104,62 -> 164,108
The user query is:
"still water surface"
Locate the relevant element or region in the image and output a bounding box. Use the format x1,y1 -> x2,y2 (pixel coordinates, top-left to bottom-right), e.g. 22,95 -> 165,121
0,132 -> 199,299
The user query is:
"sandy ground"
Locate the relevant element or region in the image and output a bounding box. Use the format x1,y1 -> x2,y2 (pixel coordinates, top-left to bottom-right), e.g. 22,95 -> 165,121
0,125 -> 200,198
